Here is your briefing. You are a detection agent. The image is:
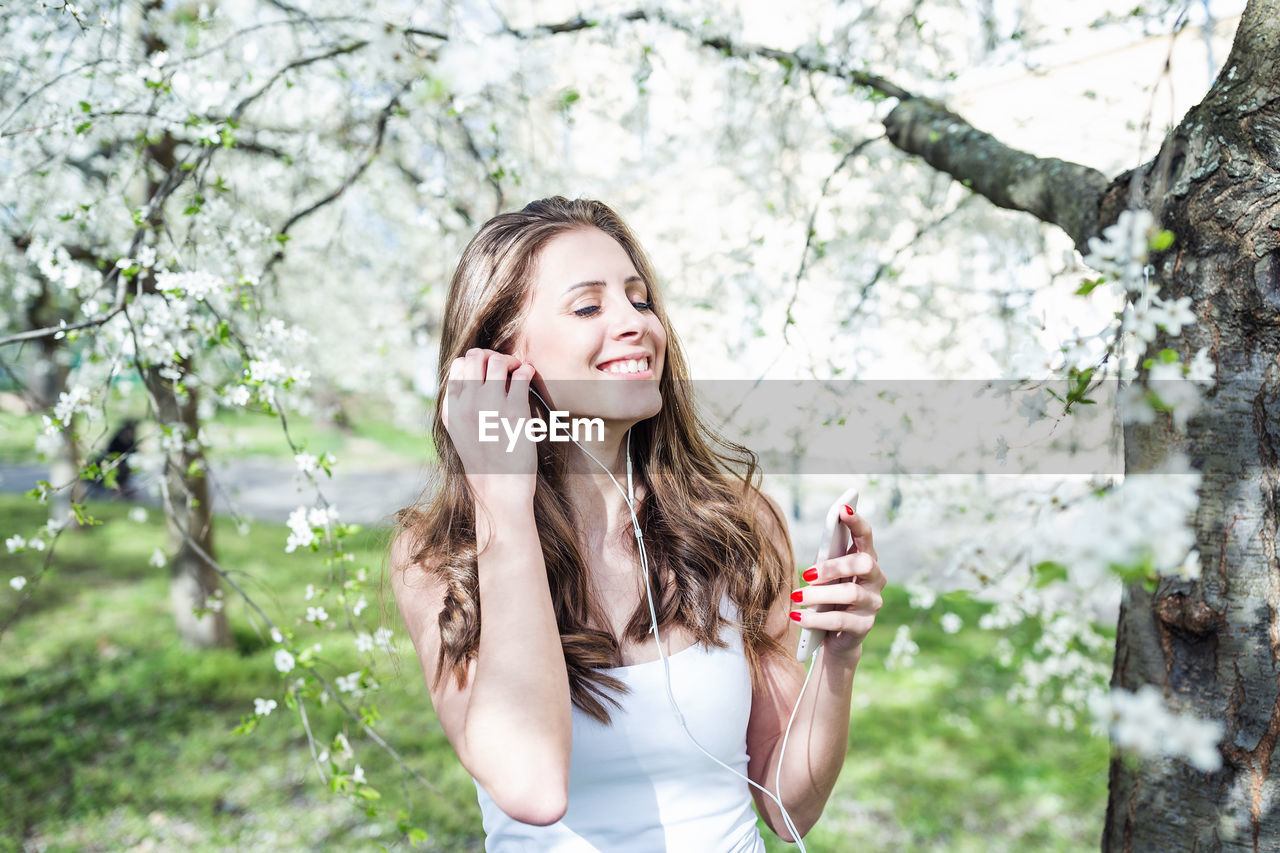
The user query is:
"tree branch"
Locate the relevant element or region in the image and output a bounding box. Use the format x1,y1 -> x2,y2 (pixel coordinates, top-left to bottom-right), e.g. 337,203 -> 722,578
535,8 -> 1109,247
882,98 -> 1110,249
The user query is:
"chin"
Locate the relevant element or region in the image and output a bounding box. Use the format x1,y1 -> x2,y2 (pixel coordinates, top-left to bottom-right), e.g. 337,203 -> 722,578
541,376 -> 662,422
580,396 -> 662,427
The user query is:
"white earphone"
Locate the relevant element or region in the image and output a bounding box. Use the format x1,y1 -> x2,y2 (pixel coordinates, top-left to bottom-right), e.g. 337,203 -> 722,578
526,385 -> 815,850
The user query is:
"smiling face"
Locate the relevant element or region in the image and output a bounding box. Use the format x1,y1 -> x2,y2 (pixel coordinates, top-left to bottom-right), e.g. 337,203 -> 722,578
513,226 -> 667,426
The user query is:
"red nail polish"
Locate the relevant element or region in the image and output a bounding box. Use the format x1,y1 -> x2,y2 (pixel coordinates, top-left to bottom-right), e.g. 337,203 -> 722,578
802,567 -> 818,582
790,590 -> 803,603
789,611 -> 802,621
843,505 -> 854,516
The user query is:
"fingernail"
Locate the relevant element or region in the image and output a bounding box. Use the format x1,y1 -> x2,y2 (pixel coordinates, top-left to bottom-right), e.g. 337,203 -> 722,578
844,505 -> 855,516
802,567 -> 818,582
789,611 -> 802,622
790,590 -> 803,603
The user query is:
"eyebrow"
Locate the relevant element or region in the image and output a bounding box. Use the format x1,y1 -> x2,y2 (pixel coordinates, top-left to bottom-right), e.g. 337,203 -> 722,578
562,275 -> 646,296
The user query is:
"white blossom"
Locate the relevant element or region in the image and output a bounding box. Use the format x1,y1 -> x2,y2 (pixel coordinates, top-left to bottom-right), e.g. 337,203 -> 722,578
305,605 -> 328,623
294,452 -> 318,475
1185,347 -> 1214,384
1121,298 -> 1160,345
1151,294 -> 1196,336
128,507 -> 149,523
1118,382 -> 1158,426
1091,685 -> 1223,772
308,506 -> 338,527
254,697 -> 277,716
222,385 -> 252,406
149,548 -> 166,568
1082,208 -> 1156,286
6,535 -> 26,553
351,764 -> 366,785
285,508 -> 316,553
10,576 -> 28,591
940,613 -> 963,634
353,595 -> 368,617
248,358 -> 287,383
270,627 -> 284,643
885,625 -> 919,670
333,732 -> 353,762
53,385 -> 91,426
373,627 -> 395,651
336,671 -> 361,693
355,632 -> 374,653
273,649 -> 295,673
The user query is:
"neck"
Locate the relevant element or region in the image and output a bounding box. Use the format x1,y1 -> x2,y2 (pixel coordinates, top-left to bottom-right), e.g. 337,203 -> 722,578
563,423 -> 640,534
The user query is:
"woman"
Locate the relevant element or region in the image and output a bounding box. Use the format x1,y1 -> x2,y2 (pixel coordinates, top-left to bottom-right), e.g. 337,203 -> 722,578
389,196 -> 886,850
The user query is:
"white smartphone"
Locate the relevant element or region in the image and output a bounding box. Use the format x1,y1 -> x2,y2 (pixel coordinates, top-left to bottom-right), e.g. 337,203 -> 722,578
796,487 -> 860,662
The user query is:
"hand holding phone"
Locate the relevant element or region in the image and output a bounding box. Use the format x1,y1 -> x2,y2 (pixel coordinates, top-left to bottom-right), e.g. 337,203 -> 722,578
796,486 -> 860,662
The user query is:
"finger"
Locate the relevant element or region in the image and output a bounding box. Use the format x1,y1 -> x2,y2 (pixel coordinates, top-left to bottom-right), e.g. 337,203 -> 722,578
791,580 -> 881,610
788,605 -> 880,632
484,351 -> 518,390
802,551 -> 875,584
508,360 -> 535,399
839,505 -> 875,556
461,347 -> 488,381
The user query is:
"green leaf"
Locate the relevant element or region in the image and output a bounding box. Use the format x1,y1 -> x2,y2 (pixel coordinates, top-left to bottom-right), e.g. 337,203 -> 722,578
26,480 -> 53,502
231,716 -> 258,735
355,786 -> 381,800
1150,229 -> 1175,252
1032,561 -> 1069,587
1075,277 -> 1105,296
74,121 -> 92,135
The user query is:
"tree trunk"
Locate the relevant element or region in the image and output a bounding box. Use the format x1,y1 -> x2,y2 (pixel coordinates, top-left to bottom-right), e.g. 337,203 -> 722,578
145,367 -> 230,649
30,333 -> 83,525
1103,1 -> 1280,848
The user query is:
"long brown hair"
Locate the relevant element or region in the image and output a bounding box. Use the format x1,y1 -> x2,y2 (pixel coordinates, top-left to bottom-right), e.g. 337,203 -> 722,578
392,196 -> 793,723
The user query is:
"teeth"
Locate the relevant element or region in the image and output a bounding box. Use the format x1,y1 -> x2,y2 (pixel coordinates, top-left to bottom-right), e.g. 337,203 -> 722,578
601,357 -> 648,374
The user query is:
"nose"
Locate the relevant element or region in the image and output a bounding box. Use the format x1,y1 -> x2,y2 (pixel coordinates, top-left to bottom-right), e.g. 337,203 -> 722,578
608,296 -> 648,340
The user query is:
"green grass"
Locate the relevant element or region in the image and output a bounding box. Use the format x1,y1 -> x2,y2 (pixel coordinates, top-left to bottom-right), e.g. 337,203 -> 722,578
0,404 -> 437,468
0,494 -> 1111,852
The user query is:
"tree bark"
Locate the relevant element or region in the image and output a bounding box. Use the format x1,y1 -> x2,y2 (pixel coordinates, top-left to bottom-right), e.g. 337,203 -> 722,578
135,5 -> 229,649
865,0 -> 1280,846
145,368 -> 230,649
1101,1 -> 1280,848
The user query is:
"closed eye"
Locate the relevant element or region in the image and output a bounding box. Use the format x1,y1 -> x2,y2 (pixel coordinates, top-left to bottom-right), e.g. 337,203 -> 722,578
573,302 -> 653,317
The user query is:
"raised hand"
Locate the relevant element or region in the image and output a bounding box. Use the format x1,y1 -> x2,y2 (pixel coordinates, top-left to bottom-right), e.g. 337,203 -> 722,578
441,348 -> 539,497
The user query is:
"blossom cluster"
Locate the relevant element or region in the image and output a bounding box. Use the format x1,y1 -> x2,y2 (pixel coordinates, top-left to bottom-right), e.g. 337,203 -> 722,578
1089,685 -> 1223,772
1083,208 -> 1156,287
284,505 -> 340,553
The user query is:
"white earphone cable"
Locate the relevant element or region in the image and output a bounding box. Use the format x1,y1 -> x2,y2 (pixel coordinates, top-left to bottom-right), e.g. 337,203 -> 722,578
527,387 -> 816,849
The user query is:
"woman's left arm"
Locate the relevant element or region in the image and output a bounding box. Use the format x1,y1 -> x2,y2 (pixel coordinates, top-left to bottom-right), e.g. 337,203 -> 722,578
746,496 -> 887,841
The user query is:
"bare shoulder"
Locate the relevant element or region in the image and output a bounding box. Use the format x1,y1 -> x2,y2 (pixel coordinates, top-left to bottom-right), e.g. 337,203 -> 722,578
388,528 -> 441,603
387,528 -> 449,674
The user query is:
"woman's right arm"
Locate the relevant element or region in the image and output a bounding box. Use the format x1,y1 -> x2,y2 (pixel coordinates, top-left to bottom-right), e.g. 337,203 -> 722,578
389,349 -> 571,825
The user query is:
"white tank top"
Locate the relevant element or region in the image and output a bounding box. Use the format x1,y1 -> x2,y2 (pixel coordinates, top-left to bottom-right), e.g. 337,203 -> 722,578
473,608 -> 766,852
